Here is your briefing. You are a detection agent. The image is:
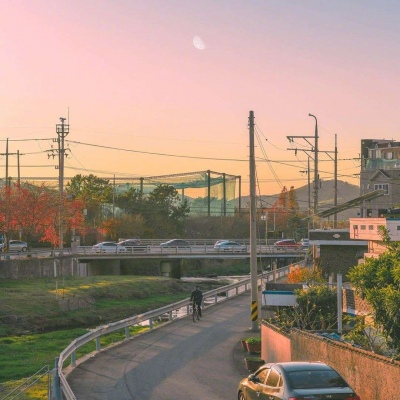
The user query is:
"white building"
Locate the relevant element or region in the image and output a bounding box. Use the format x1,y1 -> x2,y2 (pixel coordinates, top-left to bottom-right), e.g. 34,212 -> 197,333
349,217 -> 400,259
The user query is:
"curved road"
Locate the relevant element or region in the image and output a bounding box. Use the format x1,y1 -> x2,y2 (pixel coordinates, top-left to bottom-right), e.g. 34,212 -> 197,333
67,292 -> 255,399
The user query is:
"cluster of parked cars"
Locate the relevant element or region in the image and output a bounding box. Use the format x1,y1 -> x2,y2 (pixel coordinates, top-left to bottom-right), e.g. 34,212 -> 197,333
92,239 -> 142,253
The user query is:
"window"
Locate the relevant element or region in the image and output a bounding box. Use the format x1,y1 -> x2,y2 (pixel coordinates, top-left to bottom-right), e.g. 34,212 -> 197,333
397,226 -> 400,231
361,225 -> 366,230
385,151 -> 393,160
265,369 -> 281,387
255,368 -> 269,384
353,225 -> 358,230
369,225 -> 374,230
374,183 -> 389,195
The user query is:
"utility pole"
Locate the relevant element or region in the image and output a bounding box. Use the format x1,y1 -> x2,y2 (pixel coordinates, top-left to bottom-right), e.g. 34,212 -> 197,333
56,118 -> 69,249
334,134 -> 338,228
249,110 -> 259,331
5,138 -> 9,188
308,114 -> 319,215
17,150 -> 20,186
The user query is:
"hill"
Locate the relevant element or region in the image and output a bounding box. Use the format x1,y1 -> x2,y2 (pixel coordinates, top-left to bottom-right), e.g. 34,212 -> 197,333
241,180 -> 360,221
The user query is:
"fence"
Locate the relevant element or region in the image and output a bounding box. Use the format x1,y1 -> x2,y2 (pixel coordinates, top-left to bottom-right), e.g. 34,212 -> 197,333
55,264 -> 294,400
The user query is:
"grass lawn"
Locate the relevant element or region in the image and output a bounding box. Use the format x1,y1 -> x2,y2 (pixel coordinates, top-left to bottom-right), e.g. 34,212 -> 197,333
0,274 -> 233,398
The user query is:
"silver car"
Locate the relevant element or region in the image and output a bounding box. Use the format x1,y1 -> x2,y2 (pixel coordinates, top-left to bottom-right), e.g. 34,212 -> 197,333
92,242 -> 127,254
0,240 -> 28,252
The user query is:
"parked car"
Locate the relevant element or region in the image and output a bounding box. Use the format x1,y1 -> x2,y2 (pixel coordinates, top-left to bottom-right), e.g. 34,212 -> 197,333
214,240 -> 247,252
117,239 -> 141,247
238,361 -> 360,400
273,239 -> 301,250
160,239 -> 191,248
92,242 -> 127,253
0,240 -> 28,252
117,239 -> 145,253
300,238 -> 309,248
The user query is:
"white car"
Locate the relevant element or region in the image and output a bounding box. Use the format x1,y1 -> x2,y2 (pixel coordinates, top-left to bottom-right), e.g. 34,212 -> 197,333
92,242 -> 127,254
214,240 -> 247,252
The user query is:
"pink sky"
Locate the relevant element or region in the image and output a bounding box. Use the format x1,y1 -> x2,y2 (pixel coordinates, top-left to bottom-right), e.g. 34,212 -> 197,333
1,0 -> 399,197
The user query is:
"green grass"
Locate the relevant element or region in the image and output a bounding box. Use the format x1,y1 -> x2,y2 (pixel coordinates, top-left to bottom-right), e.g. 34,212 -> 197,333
0,275 -> 230,398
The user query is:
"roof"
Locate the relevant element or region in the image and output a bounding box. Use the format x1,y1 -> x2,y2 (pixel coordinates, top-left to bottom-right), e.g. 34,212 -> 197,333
303,189 -> 386,220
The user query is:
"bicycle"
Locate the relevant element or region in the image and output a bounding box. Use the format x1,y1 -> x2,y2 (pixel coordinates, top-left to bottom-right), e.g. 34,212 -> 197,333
192,302 -> 201,322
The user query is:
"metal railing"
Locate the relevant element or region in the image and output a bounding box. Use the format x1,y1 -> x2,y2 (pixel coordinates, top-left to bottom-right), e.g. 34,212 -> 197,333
1,365 -> 51,400
56,265 -> 292,400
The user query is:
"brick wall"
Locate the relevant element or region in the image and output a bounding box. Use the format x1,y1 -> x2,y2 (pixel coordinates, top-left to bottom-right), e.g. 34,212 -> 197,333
291,329 -> 400,400
261,322 -> 400,400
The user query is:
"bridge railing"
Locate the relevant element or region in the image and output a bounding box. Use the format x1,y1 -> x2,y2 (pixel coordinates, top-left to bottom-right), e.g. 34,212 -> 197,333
56,265 -> 293,400
77,244 -> 307,255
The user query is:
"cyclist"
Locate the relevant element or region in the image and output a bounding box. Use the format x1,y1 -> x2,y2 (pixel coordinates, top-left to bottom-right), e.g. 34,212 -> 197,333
190,285 -> 203,317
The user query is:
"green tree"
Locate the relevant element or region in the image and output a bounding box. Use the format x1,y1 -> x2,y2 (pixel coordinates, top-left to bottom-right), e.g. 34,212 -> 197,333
348,228 -> 400,353
115,187 -> 144,215
145,185 -> 190,237
270,284 -> 337,332
66,174 -> 113,226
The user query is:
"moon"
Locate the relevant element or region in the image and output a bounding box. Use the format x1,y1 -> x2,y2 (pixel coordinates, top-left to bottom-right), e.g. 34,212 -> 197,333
193,35 -> 206,50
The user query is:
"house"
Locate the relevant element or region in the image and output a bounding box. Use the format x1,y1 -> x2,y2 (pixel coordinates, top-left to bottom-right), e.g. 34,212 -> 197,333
349,217 -> 400,259
360,139 -> 400,217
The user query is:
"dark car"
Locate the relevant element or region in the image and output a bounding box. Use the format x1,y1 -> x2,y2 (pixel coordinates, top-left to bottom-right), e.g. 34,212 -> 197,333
160,239 -> 191,248
273,239 -> 301,250
238,361 -> 360,400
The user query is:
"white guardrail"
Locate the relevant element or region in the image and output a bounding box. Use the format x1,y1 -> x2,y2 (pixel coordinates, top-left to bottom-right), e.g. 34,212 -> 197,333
56,266 -> 292,399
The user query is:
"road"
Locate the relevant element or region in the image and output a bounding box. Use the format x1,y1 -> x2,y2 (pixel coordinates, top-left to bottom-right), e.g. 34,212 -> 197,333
67,292 -> 254,400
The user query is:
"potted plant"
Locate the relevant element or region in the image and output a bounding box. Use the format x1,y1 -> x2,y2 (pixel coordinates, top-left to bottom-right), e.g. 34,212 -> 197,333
244,356 -> 264,372
240,338 -> 248,351
245,337 -> 261,353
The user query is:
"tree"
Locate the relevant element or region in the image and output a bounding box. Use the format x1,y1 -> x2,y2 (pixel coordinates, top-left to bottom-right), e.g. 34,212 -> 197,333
144,185 -> 190,237
273,186 -> 306,238
348,227 -> 400,353
99,214 -> 146,241
270,284 -> 338,332
0,183 -> 86,246
66,174 -> 113,226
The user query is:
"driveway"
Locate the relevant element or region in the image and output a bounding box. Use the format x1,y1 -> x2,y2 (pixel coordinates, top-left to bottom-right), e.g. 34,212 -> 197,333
67,292 -> 255,399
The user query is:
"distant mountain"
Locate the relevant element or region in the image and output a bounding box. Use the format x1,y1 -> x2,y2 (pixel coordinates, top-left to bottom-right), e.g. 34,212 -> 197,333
240,180 -> 360,221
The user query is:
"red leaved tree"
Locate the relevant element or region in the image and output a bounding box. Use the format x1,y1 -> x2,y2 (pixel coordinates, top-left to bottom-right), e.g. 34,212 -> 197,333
0,183 -> 86,247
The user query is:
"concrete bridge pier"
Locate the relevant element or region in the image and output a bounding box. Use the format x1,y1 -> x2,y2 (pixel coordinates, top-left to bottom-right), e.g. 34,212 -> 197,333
160,260 -> 181,279
86,259 -> 121,276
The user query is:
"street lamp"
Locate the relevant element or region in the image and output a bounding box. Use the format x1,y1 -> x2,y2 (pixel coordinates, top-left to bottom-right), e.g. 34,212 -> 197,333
308,114 -> 319,216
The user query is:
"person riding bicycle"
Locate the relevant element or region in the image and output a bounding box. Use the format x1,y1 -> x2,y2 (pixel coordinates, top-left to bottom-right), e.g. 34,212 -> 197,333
190,285 -> 203,317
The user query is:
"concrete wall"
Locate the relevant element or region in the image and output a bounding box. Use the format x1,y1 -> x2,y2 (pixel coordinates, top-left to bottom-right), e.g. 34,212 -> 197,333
0,257 -> 167,279
260,321 -> 400,400
0,257 -> 75,278
261,322 -> 291,363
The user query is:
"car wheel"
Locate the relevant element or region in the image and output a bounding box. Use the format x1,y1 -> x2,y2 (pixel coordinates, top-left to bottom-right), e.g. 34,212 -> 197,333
238,391 -> 246,400
21,247 -> 27,252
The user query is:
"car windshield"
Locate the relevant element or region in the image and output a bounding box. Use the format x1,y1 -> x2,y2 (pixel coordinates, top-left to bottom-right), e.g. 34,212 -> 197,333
287,370 -> 348,389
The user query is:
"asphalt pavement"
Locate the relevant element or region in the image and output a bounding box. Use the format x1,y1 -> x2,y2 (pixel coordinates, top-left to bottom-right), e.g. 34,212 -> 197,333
67,292 -> 257,400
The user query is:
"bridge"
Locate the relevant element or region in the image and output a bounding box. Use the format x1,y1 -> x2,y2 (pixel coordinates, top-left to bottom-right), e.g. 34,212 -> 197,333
71,241 -> 307,278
